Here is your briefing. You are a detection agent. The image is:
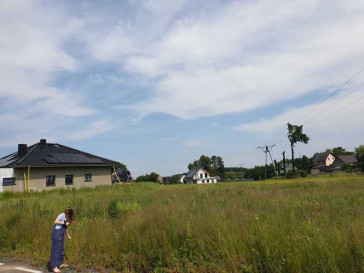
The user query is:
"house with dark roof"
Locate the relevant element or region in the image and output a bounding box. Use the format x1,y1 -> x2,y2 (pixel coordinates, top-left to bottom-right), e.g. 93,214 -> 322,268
183,167 -> 219,184
330,155 -> 358,169
311,152 -> 336,175
0,139 -> 119,192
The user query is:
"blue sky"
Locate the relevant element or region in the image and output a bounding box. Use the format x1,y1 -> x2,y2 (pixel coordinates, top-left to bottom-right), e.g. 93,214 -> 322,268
0,0 -> 364,176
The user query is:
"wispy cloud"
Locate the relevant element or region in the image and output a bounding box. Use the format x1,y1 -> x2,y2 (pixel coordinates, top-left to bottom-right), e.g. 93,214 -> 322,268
234,88 -> 364,136
118,0 -> 364,119
69,120 -> 115,141
184,138 -> 202,147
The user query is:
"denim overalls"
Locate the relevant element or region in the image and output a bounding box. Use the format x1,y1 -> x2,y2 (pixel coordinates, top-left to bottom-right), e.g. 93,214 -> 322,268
50,223 -> 67,268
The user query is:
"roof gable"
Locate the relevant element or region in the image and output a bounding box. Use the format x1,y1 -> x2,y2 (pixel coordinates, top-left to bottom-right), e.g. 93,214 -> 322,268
185,167 -> 212,178
337,155 -> 357,164
0,141 -> 119,168
313,152 -> 333,163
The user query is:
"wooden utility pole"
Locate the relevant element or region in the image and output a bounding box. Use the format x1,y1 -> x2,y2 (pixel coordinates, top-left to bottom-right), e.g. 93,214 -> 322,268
274,159 -> 280,176
282,151 -> 286,176
257,144 -> 276,180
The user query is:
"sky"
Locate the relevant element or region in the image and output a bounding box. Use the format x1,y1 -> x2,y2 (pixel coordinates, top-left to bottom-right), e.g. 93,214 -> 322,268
0,0 -> 363,177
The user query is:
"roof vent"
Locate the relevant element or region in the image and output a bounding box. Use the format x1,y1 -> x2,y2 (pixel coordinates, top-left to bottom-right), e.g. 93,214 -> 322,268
40,139 -> 47,145
18,144 -> 28,157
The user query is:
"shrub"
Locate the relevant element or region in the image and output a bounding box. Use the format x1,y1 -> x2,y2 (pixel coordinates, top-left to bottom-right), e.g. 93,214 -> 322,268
107,199 -> 119,218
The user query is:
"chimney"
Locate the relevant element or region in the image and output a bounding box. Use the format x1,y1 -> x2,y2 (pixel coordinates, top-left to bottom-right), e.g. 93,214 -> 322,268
40,139 -> 47,145
18,144 -> 28,157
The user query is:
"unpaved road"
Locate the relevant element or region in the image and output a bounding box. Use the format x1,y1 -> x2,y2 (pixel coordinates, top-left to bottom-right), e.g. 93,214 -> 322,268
0,262 -> 43,272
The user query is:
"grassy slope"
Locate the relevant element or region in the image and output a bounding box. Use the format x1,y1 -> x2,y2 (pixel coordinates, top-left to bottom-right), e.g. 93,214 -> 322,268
0,174 -> 363,272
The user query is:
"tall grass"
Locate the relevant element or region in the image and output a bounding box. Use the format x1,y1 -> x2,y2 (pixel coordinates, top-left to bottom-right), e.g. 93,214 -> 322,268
0,175 -> 363,272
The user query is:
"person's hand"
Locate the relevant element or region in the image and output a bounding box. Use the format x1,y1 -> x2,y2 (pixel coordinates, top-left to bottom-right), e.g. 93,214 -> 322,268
67,234 -> 72,241
66,221 -> 71,226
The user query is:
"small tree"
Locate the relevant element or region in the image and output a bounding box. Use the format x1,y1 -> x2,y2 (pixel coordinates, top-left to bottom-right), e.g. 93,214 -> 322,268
287,123 -> 309,177
170,174 -> 183,184
355,145 -> 364,171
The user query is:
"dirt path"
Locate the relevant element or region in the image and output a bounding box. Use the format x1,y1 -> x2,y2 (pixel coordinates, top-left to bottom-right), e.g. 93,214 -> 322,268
0,262 -> 44,273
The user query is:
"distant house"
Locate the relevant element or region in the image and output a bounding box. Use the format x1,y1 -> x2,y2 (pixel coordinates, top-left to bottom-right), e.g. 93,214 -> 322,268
330,155 -> 357,169
311,152 -> 336,175
313,152 -> 336,166
310,152 -> 357,174
183,167 -> 218,184
0,139 -> 119,192
162,176 -> 171,184
276,163 -> 293,175
112,169 -> 132,183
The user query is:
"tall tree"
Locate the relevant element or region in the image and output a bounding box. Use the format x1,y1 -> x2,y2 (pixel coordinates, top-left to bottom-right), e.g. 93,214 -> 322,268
287,123 -> 310,177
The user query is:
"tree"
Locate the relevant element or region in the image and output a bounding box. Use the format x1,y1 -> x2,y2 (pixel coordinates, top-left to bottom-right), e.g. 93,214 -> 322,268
188,155 -> 212,172
114,162 -> 127,172
211,156 -> 225,178
355,145 -> 364,171
300,155 -> 311,172
135,172 -> 160,183
170,174 -> 183,184
332,147 -> 354,157
188,155 -> 225,178
287,123 -> 309,177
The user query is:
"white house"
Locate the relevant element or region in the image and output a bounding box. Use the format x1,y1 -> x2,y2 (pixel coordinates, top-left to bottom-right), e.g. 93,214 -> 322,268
183,167 -> 218,184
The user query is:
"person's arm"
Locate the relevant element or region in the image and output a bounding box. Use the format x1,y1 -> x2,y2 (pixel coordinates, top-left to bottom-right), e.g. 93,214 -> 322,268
66,229 -> 72,241
54,217 -> 71,226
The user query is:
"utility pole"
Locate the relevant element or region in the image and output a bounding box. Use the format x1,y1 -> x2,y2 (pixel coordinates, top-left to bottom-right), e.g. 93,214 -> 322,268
257,144 -> 276,180
274,159 -> 280,176
282,151 -> 286,176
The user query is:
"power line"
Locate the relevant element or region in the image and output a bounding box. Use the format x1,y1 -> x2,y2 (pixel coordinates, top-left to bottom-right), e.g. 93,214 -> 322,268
306,92 -> 364,130
302,82 -> 364,126
293,66 -> 364,124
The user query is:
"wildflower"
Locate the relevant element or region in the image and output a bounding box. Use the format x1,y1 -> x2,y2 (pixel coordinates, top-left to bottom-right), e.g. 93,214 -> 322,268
29,211 -> 33,215
75,221 -> 78,226
255,217 -> 259,220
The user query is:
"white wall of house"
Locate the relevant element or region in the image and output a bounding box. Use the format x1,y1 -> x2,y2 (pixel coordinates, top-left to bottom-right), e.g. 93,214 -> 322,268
180,175 -> 185,183
193,169 -> 211,179
0,168 -> 14,192
326,154 -> 335,166
196,178 -> 217,184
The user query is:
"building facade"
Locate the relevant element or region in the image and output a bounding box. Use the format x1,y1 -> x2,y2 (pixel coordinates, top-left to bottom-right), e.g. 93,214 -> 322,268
183,167 -> 218,184
0,139 -> 119,192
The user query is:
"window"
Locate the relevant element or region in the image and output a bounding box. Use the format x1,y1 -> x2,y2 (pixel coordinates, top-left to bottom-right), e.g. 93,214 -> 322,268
65,175 -> 73,185
46,176 -> 55,187
3,178 -> 15,186
84,174 -> 92,182
205,173 -> 208,178
200,173 -> 203,178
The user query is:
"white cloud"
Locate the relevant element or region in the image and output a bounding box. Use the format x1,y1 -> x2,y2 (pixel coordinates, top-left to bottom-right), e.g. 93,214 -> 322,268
69,120 -> 115,141
0,1 -> 99,146
184,138 -> 202,147
118,0 -> 364,119
234,88 -> 364,136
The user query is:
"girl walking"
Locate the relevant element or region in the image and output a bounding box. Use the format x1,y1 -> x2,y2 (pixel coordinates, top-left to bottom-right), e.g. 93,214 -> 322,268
50,207 -> 74,273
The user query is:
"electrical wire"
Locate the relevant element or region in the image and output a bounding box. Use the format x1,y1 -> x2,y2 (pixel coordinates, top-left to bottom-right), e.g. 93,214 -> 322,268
293,66 -> 364,124
305,92 -> 364,130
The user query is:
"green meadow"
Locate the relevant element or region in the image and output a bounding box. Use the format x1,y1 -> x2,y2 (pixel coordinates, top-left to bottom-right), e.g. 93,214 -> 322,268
0,174 -> 363,272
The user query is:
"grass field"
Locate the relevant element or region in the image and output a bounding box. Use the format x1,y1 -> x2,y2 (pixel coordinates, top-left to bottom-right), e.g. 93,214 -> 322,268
0,174 -> 363,272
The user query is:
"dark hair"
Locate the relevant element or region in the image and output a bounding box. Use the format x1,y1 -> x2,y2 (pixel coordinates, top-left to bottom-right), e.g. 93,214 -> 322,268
65,207 -> 74,223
